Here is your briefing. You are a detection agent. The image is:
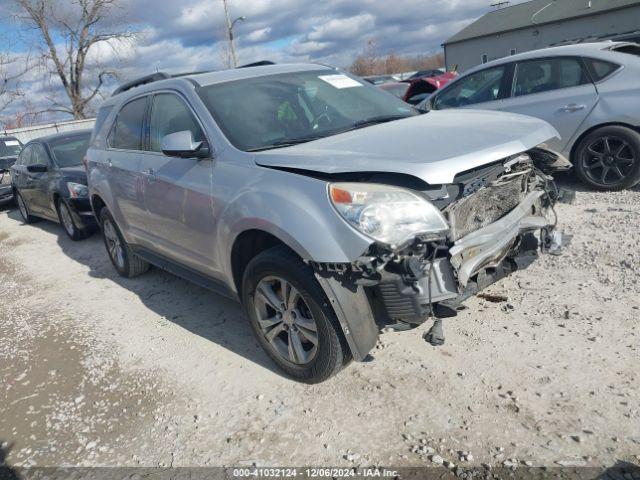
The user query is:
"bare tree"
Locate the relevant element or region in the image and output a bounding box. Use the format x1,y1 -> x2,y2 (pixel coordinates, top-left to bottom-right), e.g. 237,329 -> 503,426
0,36 -> 35,128
0,50 -> 27,114
14,0 -> 135,119
349,45 -> 445,76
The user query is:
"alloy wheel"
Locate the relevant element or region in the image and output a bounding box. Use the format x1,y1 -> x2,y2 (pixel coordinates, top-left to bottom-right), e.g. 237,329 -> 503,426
103,219 -> 125,270
581,135 -> 637,186
59,202 -> 75,236
254,276 -> 319,365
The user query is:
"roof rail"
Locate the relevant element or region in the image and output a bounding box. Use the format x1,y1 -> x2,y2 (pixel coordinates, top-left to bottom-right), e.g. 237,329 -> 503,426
172,70 -> 215,78
237,60 -> 275,68
112,72 -> 171,96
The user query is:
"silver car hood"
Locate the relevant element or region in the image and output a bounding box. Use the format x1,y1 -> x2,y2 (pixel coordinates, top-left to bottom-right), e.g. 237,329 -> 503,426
254,110 -> 559,185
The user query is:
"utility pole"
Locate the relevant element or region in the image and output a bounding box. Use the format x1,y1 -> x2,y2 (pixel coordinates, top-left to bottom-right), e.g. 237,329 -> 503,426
221,0 -> 245,67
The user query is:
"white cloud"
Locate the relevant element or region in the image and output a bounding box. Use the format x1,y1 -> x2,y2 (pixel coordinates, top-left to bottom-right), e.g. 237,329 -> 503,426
245,27 -> 272,43
1,0 -> 531,124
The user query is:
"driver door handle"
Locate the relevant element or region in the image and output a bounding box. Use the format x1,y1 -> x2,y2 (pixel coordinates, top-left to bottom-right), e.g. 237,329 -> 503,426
559,103 -> 586,113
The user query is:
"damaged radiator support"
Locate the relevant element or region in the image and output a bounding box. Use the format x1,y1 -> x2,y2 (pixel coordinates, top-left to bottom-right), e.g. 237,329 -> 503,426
313,159 -> 561,330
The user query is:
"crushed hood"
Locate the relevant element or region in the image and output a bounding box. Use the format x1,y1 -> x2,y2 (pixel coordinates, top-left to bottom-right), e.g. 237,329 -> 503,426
254,109 -> 559,185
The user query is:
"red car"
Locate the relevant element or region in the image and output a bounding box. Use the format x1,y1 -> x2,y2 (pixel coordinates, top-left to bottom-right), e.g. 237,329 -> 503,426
380,71 -> 458,105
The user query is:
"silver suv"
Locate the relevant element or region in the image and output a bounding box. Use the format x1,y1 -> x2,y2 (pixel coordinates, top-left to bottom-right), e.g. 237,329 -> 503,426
87,63 -> 565,383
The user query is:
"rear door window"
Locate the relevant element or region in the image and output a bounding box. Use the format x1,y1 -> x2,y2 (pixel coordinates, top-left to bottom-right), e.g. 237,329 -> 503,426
512,57 -> 589,97
109,97 -> 148,151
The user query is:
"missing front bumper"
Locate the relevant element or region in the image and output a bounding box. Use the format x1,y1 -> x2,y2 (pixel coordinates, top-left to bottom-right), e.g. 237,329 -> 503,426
372,189 -> 560,326
449,190 -> 553,287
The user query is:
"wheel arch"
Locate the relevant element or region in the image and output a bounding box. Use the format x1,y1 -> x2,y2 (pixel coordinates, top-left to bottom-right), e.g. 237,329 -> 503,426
228,227 -> 379,362
230,229 -> 300,297
569,121 -> 640,163
90,193 -> 106,220
52,191 -> 62,207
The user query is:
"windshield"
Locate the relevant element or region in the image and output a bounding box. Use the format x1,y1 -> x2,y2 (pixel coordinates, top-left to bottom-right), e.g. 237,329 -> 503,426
197,70 -> 416,151
0,138 -> 23,158
50,134 -> 91,168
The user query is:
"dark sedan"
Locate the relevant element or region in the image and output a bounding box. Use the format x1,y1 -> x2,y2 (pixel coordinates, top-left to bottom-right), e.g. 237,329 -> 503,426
0,136 -> 23,204
11,130 -> 96,240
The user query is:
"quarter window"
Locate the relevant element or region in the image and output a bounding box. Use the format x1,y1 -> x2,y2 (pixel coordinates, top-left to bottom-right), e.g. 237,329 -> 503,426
513,58 -> 589,97
109,97 -> 148,150
584,58 -> 620,81
434,66 -> 507,109
148,94 -> 205,152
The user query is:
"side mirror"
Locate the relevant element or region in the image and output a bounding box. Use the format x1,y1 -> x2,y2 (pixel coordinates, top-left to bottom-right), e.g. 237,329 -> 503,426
161,131 -> 209,159
27,163 -> 48,173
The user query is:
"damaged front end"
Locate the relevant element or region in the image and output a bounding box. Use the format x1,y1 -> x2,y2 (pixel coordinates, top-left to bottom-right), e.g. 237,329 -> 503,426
313,151 -> 567,348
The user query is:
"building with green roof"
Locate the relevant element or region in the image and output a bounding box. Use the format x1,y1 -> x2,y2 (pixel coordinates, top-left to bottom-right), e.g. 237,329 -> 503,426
443,0 -> 640,72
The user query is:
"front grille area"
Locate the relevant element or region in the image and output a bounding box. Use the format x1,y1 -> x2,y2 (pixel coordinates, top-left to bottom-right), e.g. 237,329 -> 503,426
447,176 -> 526,241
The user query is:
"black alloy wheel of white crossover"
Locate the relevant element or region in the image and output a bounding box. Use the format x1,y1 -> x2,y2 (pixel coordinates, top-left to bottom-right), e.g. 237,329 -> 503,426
574,125 -> 640,191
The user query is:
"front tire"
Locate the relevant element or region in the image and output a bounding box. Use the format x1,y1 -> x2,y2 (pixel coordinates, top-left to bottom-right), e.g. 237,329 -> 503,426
241,246 -> 350,383
57,198 -> 89,241
15,190 -> 39,224
573,126 -> 640,191
99,207 -> 149,278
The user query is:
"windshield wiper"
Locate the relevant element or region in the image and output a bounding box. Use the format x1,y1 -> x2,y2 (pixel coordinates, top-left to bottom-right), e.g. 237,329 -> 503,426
246,135 -> 326,152
348,114 -> 411,130
246,115 -> 411,152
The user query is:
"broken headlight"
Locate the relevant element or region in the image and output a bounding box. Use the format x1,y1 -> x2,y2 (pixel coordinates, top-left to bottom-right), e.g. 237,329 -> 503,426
67,182 -> 88,198
329,183 -> 449,248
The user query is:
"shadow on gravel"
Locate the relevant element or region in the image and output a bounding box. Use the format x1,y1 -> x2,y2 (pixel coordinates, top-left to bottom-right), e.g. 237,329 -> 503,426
599,461 -> 640,480
553,169 -> 640,193
3,209 -> 283,377
0,201 -> 15,213
0,442 -> 19,480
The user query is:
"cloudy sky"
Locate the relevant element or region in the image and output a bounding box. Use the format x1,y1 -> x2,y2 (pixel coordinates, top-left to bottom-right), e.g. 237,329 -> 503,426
0,0 -> 526,124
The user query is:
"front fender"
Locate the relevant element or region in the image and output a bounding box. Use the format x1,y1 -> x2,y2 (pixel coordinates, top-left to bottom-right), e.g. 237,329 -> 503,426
217,169 -> 373,285
216,169 -> 379,360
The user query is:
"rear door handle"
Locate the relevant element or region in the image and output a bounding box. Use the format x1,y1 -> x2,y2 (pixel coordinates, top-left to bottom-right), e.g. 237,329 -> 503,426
559,103 -> 586,113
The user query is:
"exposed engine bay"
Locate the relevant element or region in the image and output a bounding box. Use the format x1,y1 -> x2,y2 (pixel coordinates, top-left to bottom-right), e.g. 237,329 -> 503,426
312,149 -> 567,336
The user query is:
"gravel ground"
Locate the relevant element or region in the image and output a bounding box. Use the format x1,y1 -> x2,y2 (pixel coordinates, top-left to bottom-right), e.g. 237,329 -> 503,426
1,174 -> 639,469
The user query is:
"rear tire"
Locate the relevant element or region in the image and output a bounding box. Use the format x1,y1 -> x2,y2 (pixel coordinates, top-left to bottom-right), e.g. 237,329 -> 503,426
15,190 -> 39,224
241,246 -> 350,383
99,207 -> 149,278
573,126 -> 640,191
